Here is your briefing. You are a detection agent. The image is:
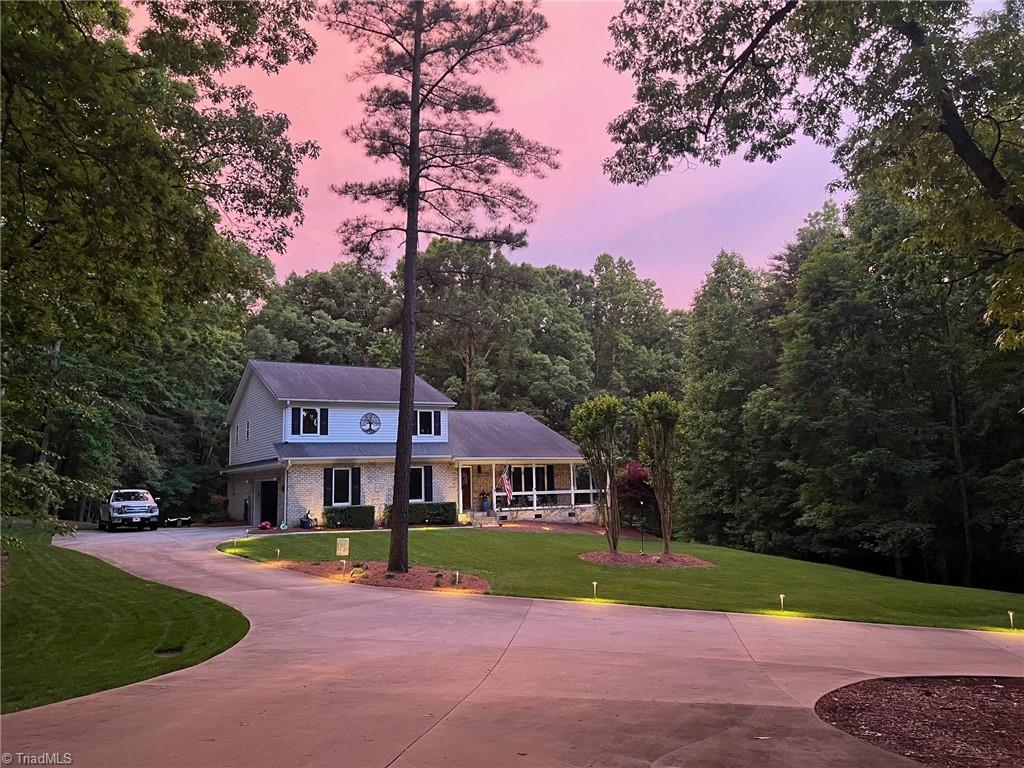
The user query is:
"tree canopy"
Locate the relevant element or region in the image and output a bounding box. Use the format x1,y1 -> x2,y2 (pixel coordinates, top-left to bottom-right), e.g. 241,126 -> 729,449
607,0 -> 1024,344
1,0 -> 316,538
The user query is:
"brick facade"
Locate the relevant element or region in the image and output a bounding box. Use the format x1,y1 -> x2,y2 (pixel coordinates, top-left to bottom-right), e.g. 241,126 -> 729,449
228,461 -> 594,528
284,460 -> 459,527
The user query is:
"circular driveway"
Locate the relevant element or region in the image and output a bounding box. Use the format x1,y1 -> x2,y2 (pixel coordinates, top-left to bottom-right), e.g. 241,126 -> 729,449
3,527 -> 1021,767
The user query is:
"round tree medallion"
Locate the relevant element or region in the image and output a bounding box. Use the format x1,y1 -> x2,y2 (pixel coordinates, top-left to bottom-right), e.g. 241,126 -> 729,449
360,412 -> 381,435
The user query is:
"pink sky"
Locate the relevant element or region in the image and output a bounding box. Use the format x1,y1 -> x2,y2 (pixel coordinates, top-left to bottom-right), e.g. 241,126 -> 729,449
235,2 -> 840,309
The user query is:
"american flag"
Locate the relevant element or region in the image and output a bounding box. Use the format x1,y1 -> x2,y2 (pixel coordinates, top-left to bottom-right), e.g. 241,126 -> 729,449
501,464 -> 513,506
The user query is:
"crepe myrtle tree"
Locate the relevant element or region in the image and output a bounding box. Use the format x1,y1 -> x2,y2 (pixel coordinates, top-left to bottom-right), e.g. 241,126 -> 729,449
606,1 -> 1024,342
571,396 -> 624,553
322,0 -> 559,572
636,392 -> 682,554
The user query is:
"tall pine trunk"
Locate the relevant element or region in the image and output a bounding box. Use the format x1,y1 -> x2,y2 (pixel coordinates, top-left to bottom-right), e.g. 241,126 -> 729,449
387,1 -> 424,573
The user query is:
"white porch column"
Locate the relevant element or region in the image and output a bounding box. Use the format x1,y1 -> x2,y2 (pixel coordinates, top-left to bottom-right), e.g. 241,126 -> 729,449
531,464 -> 538,509
456,463 -> 463,514
491,462 -> 497,513
570,462 -> 576,508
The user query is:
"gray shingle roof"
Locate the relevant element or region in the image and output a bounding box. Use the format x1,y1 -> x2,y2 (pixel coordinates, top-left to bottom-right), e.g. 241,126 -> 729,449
249,360 -> 455,406
269,412 -> 581,463
447,411 -> 582,460
274,442 -> 452,460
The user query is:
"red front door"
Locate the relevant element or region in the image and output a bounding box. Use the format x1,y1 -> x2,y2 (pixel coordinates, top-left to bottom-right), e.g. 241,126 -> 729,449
461,468 -> 472,511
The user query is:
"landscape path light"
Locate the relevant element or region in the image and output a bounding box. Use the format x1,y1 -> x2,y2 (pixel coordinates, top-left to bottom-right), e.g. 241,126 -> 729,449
779,594 -> 786,612
592,581 -> 598,599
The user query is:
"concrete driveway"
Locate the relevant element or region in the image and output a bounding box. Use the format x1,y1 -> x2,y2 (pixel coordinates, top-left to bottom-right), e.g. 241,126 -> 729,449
3,527 -> 1021,768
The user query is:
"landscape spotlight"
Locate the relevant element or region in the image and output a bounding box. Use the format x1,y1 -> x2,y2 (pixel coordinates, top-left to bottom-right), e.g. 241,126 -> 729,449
592,581 -> 598,599
276,548 -> 280,560
779,594 -> 786,612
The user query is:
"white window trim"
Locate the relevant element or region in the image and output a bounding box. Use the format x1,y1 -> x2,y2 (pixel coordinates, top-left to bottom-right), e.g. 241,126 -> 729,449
415,409 -> 441,436
331,467 -> 353,507
510,464 -> 550,493
409,465 -> 425,503
300,407 -> 320,435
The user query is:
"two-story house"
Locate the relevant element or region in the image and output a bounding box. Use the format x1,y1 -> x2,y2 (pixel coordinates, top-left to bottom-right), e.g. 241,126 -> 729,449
224,360 -> 600,527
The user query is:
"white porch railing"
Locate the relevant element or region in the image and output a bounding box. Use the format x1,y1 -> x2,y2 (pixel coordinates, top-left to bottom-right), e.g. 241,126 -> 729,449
494,489 -> 600,510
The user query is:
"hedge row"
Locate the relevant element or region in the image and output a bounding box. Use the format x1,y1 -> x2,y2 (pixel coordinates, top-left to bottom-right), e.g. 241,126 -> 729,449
382,501 -> 457,527
323,505 -> 376,529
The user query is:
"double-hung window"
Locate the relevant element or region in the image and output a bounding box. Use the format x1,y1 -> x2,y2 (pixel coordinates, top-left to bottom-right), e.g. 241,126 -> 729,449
291,406 -> 328,436
413,409 -> 441,437
409,466 -> 425,502
407,465 -> 433,502
323,466 -> 361,507
331,468 -> 351,506
301,408 -> 319,434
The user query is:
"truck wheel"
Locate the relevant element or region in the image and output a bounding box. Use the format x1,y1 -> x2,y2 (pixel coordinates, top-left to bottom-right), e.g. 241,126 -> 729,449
149,523 -> 159,531
108,521 -> 118,532
98,518 -> 107,531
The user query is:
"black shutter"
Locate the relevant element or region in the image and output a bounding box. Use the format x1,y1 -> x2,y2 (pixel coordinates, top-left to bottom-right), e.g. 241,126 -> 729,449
351,467 -> 361,505
424,465 -> 434,502
547,465 -> 555,491
433,410 -> 441,436
291,407 -> 301,435
412,410 -> 419,436
319,408 -> 329,435
323,468 -> 333,507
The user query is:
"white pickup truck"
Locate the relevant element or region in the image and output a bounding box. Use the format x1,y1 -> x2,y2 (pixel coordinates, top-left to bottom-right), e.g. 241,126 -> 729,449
99,489 -> 161,531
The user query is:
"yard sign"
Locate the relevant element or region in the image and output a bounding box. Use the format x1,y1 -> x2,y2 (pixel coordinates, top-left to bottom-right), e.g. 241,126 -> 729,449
336,538 -> 350,557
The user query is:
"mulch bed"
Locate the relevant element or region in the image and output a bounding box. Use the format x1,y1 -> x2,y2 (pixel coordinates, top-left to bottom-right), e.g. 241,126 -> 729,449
279,560 -> 490,593
578,550 -> 713,568
815,676 -> 1024,768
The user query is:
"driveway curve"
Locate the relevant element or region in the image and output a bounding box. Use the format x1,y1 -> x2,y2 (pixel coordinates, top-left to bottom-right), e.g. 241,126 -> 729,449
3,527 -> 1021,768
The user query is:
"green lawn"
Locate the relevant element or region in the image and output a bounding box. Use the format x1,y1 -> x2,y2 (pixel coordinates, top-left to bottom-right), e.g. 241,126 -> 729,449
1,528 -> 249,713
222,528 -> 1022,632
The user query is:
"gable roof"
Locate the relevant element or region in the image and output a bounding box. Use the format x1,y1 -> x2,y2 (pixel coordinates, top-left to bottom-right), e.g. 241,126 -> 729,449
245,360 -> 455,407
447,411 -> 582,461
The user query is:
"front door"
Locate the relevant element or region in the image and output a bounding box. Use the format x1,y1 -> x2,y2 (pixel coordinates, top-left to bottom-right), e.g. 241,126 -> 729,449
461,468 -> 472,511
260,479 -> 278,525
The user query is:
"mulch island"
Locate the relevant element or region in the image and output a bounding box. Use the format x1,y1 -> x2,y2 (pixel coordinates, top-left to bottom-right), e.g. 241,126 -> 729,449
579,551 -> 713,568
279,560 -> 489,593
815,676 -> 1024,768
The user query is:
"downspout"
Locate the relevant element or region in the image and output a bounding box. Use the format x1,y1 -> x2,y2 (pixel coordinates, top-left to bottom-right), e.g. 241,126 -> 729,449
283,459 -> 291,528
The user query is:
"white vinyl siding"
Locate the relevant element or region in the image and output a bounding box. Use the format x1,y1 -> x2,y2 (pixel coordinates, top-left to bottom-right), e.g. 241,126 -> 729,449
282,405 -> 448,443
228,376 -> 283,466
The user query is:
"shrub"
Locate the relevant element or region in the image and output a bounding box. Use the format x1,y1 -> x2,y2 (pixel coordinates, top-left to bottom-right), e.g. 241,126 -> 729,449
381,501 -> 457,526
323,505 -> 376,529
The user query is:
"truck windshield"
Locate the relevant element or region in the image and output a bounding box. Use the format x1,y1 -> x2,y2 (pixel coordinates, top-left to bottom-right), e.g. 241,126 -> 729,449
112,491 -> 153,502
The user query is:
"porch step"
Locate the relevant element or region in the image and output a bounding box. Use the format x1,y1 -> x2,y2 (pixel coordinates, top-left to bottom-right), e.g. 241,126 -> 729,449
470,513 -> 501,528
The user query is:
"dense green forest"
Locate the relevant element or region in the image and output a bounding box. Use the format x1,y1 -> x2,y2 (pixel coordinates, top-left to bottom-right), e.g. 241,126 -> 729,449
2,2 -> 1022,591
